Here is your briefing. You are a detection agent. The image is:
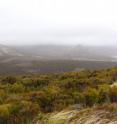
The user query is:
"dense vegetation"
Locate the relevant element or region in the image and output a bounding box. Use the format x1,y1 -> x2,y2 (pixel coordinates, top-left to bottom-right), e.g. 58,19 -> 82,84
0,67 -> 117,124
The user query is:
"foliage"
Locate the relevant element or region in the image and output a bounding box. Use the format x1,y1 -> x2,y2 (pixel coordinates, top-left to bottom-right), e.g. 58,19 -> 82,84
0,67 -> 116,123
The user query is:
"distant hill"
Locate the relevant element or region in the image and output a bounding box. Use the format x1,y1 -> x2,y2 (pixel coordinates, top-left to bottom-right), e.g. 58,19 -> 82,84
1,44 -> 117,61
0,44 -> 23,57
0,44 -> 116,74
15,45 -> 117,61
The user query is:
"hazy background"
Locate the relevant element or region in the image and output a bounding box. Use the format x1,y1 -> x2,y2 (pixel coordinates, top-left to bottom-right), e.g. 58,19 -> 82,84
0,0 -> 117,46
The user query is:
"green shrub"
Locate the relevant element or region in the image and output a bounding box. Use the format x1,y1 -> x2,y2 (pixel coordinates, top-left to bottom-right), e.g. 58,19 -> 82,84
84,88 -> 99,106
9,83 -> 25,93
98,84 -> 110,104
109,86 -> 117,102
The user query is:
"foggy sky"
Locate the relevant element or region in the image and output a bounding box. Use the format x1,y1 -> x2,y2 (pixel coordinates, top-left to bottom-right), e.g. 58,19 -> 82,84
0,0 -> 117,46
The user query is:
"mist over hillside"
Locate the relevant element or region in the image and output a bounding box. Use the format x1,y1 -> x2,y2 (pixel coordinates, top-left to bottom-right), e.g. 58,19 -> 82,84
14,44 -> 117,61
0,44 -> 116,74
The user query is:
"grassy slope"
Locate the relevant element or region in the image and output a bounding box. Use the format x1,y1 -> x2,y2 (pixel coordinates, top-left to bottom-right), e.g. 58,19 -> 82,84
36,104 -> 117,124
0,67 -> 117,124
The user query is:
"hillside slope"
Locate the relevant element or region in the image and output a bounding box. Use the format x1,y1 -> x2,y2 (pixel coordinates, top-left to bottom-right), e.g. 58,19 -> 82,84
0,44 -> 116,74
36,104 -> 117,124
15,45 -> 117,61
0,67 -> 117,124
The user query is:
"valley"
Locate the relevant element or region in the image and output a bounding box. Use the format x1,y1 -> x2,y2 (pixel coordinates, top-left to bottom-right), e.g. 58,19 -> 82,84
0,44 -> 117,74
